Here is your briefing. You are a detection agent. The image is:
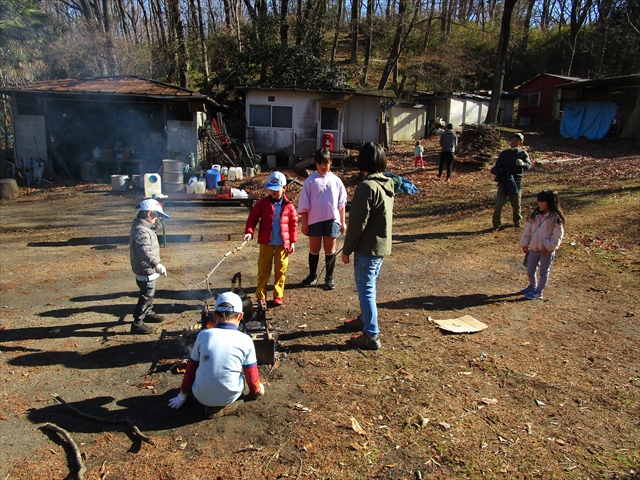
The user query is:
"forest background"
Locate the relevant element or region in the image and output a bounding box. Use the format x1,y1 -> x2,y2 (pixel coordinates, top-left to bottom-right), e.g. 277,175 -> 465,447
1,0 -> 639,119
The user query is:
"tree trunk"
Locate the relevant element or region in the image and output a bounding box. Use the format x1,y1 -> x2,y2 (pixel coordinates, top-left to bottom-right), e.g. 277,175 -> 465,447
361,0 -> 374,85
422,0 -> 436,53
522,0 -> 535,52
350,0 -> 360,63
167,0 -> 189,87
295,0 -> 303,45
196,0 -> 209,82
485,0 -> 517,124
280,0 -> 289,45
330,0 -> 344,65
378,0 -> 420,90
440,0 -> 448,40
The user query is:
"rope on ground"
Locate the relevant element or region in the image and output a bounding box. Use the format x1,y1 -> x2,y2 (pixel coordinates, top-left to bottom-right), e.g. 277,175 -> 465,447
53,395 -> 154,445
40,423 -> 86,480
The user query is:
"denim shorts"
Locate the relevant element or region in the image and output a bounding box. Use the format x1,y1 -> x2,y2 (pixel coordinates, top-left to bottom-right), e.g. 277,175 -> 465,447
308,220 -> 341,237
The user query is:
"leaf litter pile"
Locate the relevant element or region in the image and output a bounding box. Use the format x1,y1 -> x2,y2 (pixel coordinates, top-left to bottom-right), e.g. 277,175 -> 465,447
1,130 -> 639,479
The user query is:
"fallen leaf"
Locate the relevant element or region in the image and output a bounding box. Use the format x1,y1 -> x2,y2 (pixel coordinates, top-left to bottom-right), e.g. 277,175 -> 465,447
439,422 -> 451,430
481,398 -> 498,405
535,399 -> 546,407
350,416 -> 367,435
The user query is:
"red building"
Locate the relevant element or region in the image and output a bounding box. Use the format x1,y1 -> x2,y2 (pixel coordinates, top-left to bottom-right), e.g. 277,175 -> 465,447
515,73 -> 586,126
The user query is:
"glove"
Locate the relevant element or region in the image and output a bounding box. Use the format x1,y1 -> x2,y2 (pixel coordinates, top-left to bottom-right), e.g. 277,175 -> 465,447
515,159 -> 525,167
243,233 -> 252,242
168,392 -> 187,409
155,263 -> 167,276
256,383 -> 265,396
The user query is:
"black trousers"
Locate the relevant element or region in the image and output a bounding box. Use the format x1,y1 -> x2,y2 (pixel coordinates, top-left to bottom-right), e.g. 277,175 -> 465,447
134,278 -> 156,322
439,152 -> 454,178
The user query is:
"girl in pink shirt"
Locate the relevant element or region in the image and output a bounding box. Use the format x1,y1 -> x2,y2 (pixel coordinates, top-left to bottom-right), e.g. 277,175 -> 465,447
520,190 -> 565,300
298,149 -> 347,290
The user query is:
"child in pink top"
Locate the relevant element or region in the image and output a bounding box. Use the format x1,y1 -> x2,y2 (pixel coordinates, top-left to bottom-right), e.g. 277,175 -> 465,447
298,149 -> 347,290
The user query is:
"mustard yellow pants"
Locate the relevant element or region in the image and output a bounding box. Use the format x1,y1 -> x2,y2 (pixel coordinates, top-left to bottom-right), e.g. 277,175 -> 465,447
256,244 -> 289,300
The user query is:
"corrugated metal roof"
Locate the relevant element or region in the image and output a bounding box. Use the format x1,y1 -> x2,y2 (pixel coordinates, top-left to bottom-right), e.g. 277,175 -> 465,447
0,76 -> 211,99
514,73 -> 588,90
236,85 -> 396,98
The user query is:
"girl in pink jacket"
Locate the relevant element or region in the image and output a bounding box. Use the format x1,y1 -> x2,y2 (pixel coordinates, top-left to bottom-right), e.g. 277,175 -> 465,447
520,190 -> 565,300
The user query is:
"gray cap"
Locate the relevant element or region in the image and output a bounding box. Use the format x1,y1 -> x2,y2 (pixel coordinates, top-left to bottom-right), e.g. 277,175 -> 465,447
513,132 -> 524,142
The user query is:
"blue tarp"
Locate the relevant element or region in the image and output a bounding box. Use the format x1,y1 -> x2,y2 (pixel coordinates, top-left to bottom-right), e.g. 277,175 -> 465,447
560,100 -> 618,140
383,172 -> 419,195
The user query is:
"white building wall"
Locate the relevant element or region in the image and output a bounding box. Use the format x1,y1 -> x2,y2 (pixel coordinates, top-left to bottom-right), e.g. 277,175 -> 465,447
245,91 -> 313,156
345,96 -> 380,144
390,106 -> 427,141
14,114 -> 47,162
449,99 -> 465,129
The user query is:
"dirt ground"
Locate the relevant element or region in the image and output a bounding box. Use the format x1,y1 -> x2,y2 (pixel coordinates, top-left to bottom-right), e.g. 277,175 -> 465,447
1,130 -> 639,479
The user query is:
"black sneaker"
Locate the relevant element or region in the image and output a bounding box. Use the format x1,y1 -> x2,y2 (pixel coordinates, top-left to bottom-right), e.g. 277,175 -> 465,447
301,275 -> 317,287
144,313 -> 166,323
343,315 -> 364,332
348,333 -> 381,350
323,277 -> 335,290
131,321 -> 156,334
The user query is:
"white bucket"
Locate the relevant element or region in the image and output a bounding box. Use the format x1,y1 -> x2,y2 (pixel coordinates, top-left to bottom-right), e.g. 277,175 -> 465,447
111,175 -> 129,192
194,180 -> 206,194
92,148 -> 101,159
144,173 -> 162,198
266,155 -> 276,169
245,166 -> 255,179
235,166 -> 243,181
228,167 -> 237,181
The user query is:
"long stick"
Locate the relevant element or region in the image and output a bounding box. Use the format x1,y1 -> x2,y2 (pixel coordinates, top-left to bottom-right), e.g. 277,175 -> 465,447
192,241 -> 248,297
41,423 -> 87,480
53,395 -> 154,445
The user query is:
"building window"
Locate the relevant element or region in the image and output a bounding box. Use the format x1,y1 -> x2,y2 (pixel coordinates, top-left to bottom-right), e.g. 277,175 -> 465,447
272,106 -> 292,128
321,107 -> 340,130
249,105 -> 292,128
520,92 -> 541,108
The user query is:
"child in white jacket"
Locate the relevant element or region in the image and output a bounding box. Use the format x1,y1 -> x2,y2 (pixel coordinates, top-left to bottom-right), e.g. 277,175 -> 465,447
520,190 -> 565,300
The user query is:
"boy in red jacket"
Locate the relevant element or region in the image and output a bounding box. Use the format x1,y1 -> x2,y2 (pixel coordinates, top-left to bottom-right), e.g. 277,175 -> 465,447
244,171 -> 298,308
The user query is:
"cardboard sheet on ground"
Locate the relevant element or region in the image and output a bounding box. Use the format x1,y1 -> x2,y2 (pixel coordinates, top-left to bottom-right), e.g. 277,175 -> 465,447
434,315 -> 487,333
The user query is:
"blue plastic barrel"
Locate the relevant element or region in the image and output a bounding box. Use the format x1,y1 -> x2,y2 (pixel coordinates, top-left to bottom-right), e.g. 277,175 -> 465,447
205,165 -> 221,190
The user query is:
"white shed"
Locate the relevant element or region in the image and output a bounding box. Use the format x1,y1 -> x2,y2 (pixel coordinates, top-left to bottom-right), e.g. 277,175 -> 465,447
237,86 -> 396,157
391,92 -> 517,141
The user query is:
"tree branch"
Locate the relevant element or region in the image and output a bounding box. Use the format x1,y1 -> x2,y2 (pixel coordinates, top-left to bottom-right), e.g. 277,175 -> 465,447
41,423 -> 87,480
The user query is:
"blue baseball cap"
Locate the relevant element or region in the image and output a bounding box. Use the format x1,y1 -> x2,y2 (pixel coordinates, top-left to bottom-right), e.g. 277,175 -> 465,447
265,171 -> 287,191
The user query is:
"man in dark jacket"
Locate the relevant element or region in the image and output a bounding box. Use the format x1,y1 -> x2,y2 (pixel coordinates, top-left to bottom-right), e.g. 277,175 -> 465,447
129,199 -> 169,334
491,133 -> 532,230
438,123 -> 458,181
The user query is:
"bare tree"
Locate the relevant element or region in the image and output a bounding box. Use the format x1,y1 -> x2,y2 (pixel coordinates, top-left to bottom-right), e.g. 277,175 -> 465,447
330,0 -> 344,65
350,0 -> 360,62
486,0 -> 517,124
361,0 -> 374,84
378,0 -> 421,89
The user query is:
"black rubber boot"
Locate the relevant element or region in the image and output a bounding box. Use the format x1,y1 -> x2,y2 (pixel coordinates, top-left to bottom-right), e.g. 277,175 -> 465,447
324,253 -> 337,290
301,253 -> 319,286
